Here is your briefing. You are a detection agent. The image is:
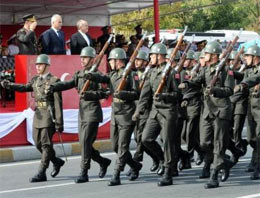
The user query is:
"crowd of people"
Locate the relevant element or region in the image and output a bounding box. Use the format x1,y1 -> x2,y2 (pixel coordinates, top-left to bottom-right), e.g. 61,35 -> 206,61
0,13 -> 259,190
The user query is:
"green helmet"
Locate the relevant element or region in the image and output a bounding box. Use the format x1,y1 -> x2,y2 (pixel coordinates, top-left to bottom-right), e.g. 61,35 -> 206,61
204,41 -> 222,54
108,48 -> 127,60
136,50 -> 149,61
80,47 -> 96,58
194,51 -> 201,61
186,50 -> 195,60
150,43 -> 167,55
229,50 -> 238,60
199,49 -> 205,58
35,54 -> 50,65
244,45 -> 260,57
166,48 -> 181,60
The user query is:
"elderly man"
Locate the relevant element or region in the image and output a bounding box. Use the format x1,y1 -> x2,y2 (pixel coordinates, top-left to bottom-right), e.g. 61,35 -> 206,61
41,14 -> 66,55
70,19 -> 93,55
16,14 -> 37,55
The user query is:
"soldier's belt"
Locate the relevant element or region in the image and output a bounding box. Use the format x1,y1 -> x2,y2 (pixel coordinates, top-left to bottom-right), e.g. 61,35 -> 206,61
36,101 -> 48,108
113,98 -> 124,103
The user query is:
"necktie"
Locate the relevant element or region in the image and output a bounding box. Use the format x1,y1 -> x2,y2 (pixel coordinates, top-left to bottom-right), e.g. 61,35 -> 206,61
57,31 -> 62,39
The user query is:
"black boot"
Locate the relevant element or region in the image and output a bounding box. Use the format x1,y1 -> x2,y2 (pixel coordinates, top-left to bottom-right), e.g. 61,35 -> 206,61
250,166 -> 260,180
158,168 -> 173,186
219,159 -> 233,182
51,158 -> 65,178
199,163 -> 210,179
150,160 -> 159,172
245,160 -> 255,172
196,152 -> 204,166
157,161 -> 165,176
240,139 -> 248,156
75,169 -> 89,183
179,156 -> 191,170
172,161 -> 179,177
126,168 -> 133,177
108,170 -> 121,186
99,158 -> 111,178
204,169 -> 219,189
128,159 -> 142,181
30,167 -> 47,183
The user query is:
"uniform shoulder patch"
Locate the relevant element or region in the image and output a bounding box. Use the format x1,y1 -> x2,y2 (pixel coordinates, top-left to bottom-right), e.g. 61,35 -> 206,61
184,75 -> 190,80
228,70 -> 234,76
134,75 -> 139,81
175,73 -> 180,79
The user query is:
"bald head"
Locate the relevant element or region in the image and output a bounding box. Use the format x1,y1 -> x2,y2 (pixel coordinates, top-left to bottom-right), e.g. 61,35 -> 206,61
51,14 -> 62,30
77,19 -> 88,33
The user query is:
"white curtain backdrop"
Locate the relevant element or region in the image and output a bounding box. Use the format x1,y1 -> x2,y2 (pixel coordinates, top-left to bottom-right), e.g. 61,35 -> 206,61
0,107 -> 112,145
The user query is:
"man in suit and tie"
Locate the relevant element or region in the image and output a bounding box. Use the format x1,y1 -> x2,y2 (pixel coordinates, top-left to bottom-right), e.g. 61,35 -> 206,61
70,19 -> 93,55
41,14 -> 66,55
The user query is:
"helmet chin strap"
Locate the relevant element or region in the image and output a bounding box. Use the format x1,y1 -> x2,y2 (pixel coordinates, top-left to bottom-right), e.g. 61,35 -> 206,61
40,64 -> 47,75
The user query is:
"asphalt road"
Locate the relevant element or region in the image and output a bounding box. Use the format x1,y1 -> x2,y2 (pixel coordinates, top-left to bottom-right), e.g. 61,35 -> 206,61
0,148 -> 259,198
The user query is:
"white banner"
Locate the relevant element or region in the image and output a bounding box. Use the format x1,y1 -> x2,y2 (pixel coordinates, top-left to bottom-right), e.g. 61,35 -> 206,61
0,107 -> 112,145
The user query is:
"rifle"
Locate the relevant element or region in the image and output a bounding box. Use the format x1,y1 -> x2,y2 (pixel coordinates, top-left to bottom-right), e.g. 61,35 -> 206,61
139,62 -> 152,90
209,29 -> 242,89
230,46 -> 244,70
191,62 -> 201,77
115,34 -> 147,92
79,34 -> 114,95
174,34 -> 195,74
154,26 -> 188,96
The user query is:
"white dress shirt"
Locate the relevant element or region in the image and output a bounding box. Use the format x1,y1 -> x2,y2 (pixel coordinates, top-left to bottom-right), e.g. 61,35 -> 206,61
78,30 -> 90,46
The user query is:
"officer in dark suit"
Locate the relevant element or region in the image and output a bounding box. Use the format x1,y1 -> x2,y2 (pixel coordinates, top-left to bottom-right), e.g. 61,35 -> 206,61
41,14 -> 66,55
1,54 -> 65,182
46,47 -> 111,183
16,14 -> 37,55
70,19 -> 93,55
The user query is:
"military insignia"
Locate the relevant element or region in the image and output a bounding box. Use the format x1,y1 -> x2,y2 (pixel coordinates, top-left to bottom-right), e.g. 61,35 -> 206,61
134,75 -> 139,81
184,75 -> 190,80
175,73 -> 180,79
228,70 -> 234,76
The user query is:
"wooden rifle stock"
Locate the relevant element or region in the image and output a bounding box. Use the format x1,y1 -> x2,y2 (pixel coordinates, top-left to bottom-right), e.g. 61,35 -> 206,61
175,41 -> 192,74
80,34 -> 113,95
116,34 -> 146,92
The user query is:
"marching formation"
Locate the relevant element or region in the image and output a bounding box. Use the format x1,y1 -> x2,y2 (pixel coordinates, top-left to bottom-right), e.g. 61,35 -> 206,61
1,28 -> 260,189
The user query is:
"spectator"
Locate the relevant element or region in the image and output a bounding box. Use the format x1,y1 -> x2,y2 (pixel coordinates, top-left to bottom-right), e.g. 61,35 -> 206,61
7,34 -> 19,56
16,14 -> 37,55
134,24 -> 143,40
41,14 -> 66,55
70,19 -> 93,55
127,35 -> 137,57
140,38 -> 150,54
97,26 -> 110,49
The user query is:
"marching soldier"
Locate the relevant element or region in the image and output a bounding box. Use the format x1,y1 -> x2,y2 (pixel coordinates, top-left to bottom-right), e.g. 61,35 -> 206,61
180,50 -> 204,166
86,48 -> 142,186
179,41 -> 235,188
47,47 -> 111,183
1,54 -> 65,182
130,51 -> 161,175
133,43 -> 181,186
16,14 -> 38,55
234,45 -> 260,180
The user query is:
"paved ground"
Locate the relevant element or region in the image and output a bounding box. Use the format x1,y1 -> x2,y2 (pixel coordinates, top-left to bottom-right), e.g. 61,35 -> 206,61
0,148 -> 259,198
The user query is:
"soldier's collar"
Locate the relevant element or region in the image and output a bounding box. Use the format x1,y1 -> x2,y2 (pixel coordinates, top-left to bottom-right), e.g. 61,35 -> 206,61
39,72 -> 50,79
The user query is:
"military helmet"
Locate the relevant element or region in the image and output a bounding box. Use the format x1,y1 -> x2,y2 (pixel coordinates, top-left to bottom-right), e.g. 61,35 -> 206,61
204,41 -> 222,54
136,50 -> 149,61
150,43 -> 167,55
194,51 -> 201,61
244,45 -> 260,57
108,48 -> 127,60
186,50 -> 195,60
166,48 -> 181,60
35,54 -> 50,65
229,50 -> 238,60
80,47 -> 96,58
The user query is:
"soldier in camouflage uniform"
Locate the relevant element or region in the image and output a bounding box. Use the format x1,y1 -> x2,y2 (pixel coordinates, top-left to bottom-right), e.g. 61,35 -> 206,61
47,47 -> 111,183
1,54 -> 64,182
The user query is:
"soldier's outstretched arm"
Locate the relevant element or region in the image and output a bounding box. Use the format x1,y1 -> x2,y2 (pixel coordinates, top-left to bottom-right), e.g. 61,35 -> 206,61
51,72 -> 79,92
85,71 -> 110,84
7,77 -> 35,92
242,74 -> 260,89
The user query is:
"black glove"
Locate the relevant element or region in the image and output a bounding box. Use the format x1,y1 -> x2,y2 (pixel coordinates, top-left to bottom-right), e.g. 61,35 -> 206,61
0,79 -> 11,89
113,90 -> 128,99
181,100 -> 188,107
153,93 -> 168,102
84,72 -> 94,80
132,111 -> 140,121
55,126 -> 64,133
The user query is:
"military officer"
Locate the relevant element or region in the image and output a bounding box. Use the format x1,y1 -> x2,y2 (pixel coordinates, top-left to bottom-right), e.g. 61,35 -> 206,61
16,14 -> 38,54
1,54 -> 65,182
179,41 -> 235,188
47,47 -> 111,183
133,43 -> 181,186
234,45 -> 260,180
